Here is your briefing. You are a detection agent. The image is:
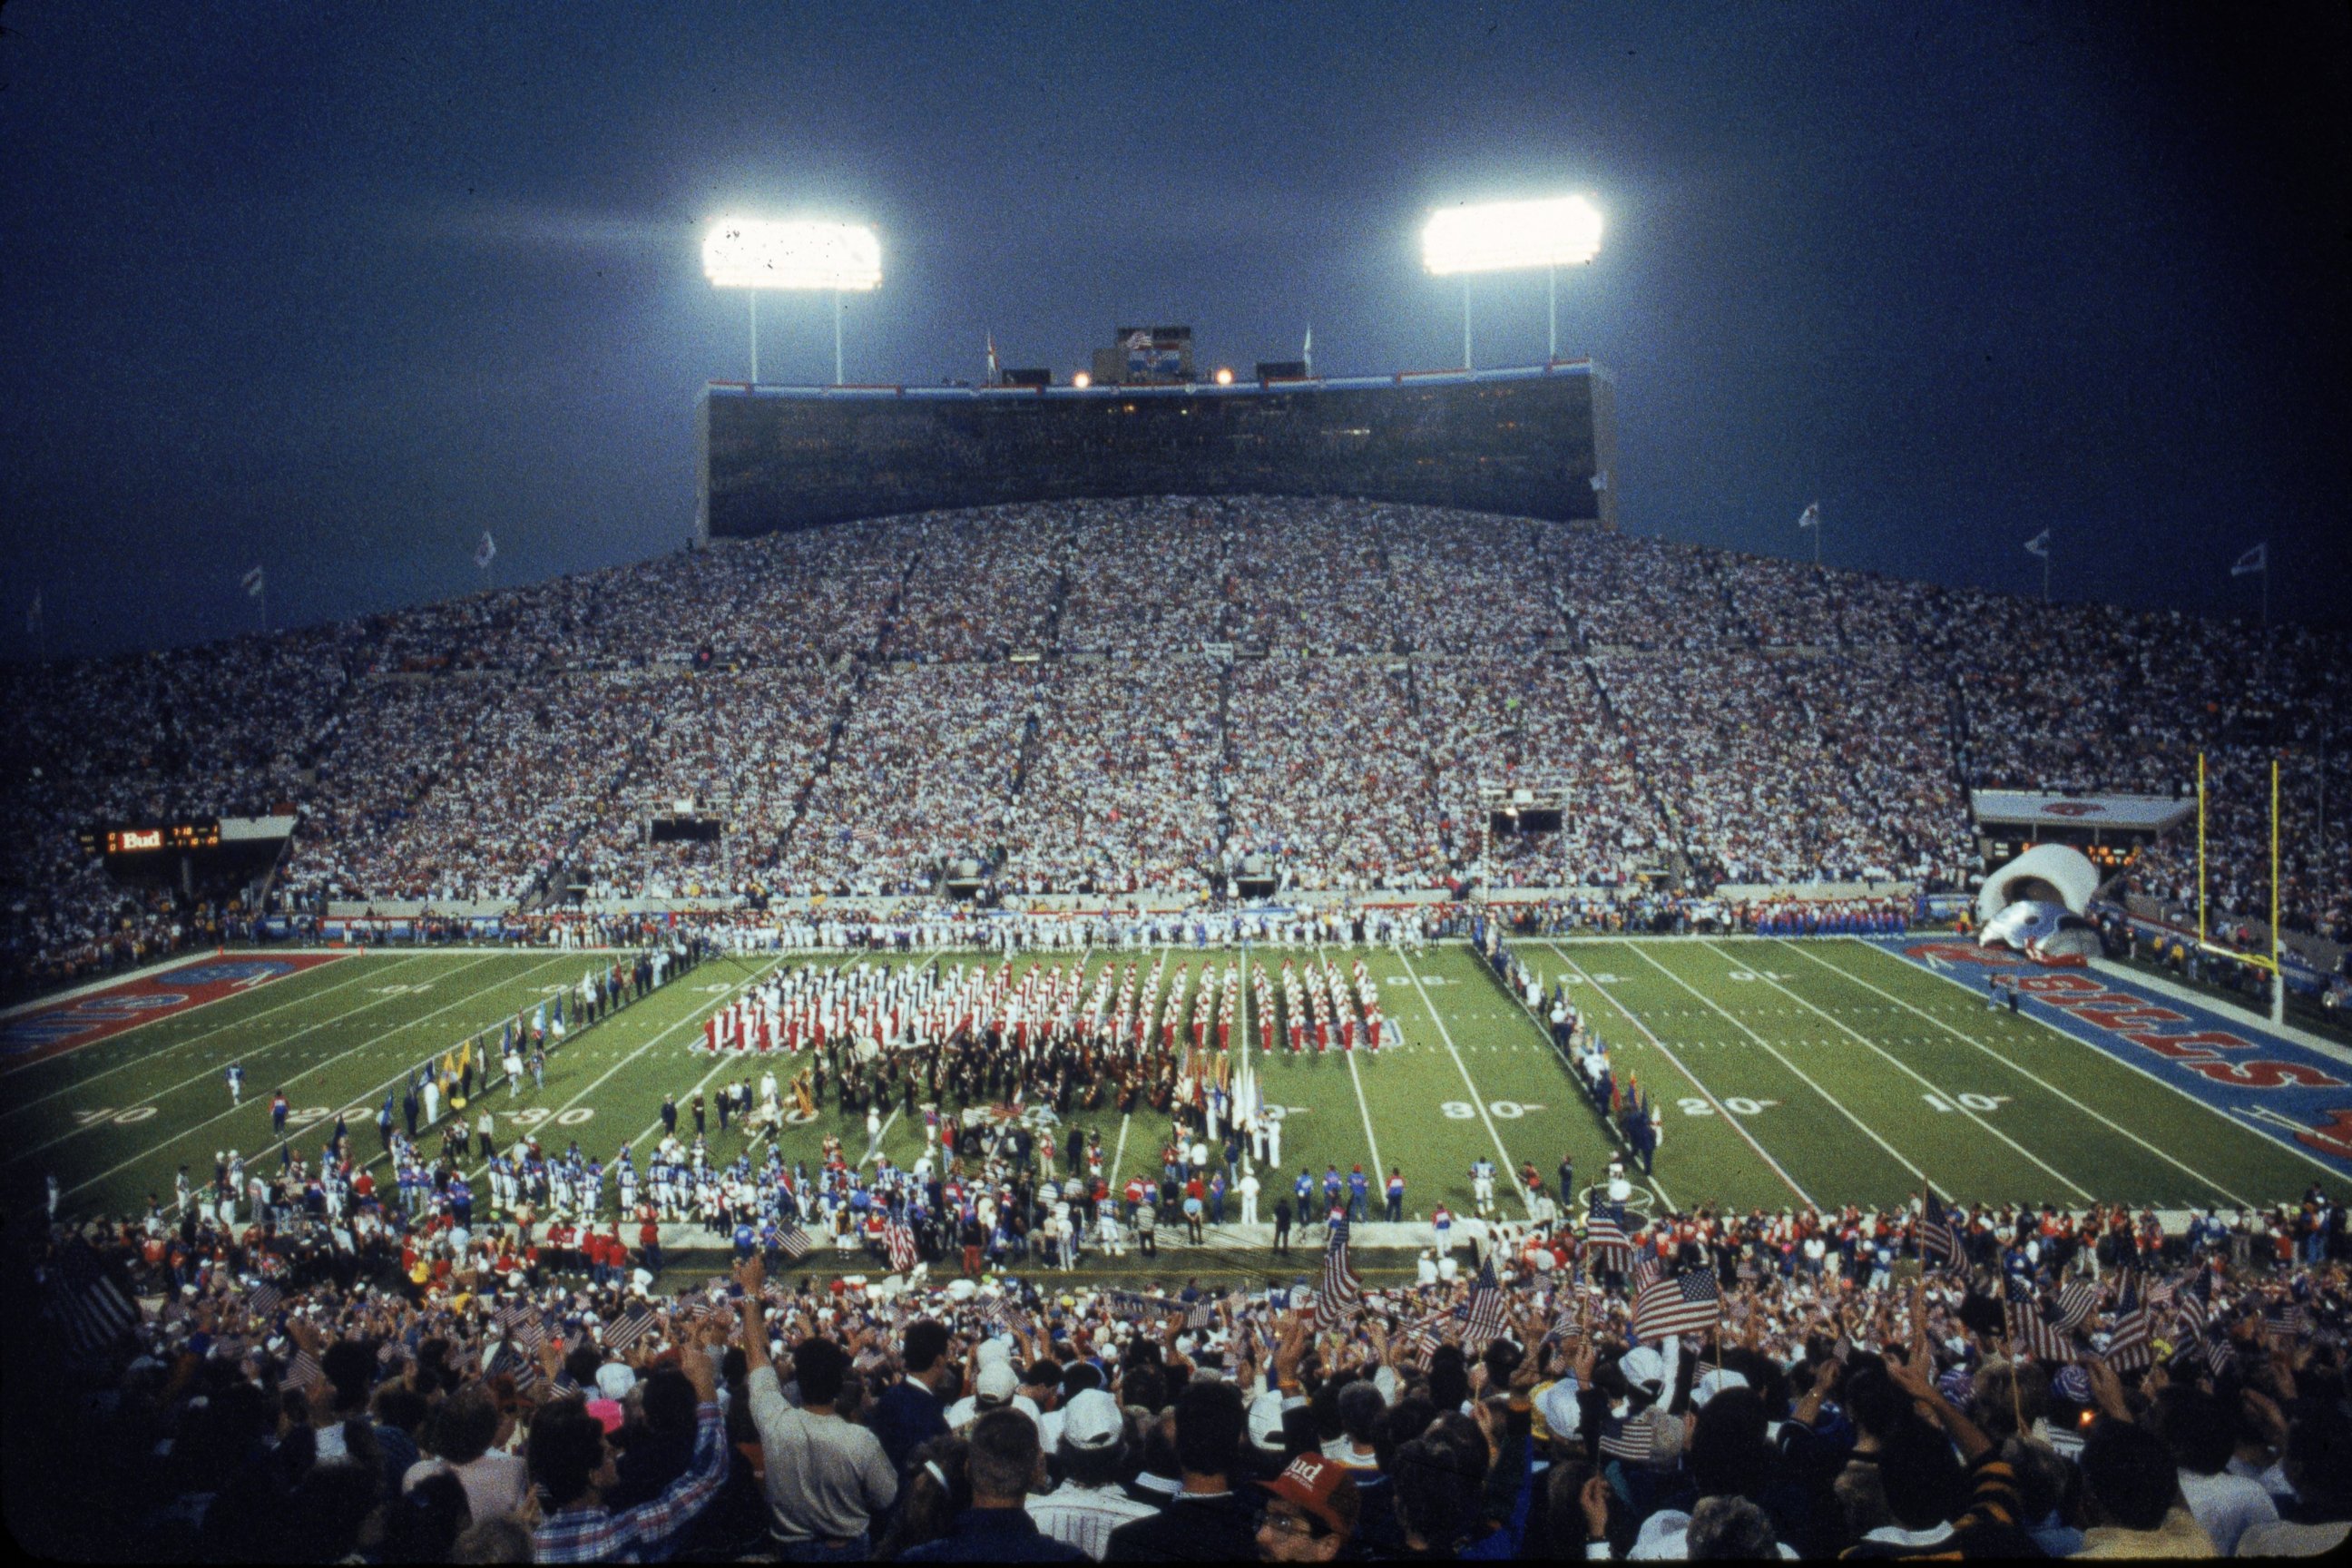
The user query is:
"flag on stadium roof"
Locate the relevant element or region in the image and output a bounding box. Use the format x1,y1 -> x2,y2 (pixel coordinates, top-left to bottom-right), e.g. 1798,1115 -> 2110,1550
2024,529 -> 2051,559
1797,501 -> 1820,529
884,1219 -> 918,1274
2231,542 -> 2268,576
1463,1259 -> 1509,1350
1917,1187 -> 1964,1273
475,531 -> 497,570
241,564 -> 265,598
1632,1269 -> 1720,1342
1317,1225 -> 1362,1331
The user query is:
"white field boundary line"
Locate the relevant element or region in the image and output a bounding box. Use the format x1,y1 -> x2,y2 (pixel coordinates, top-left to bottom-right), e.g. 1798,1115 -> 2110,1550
1,953 -> 416,1110
1700,938 -> 2094,1204
1618,941 -> 1939,1190
429,953 -> 809,1195
1542,943 -> 1770,1211
1394,946 -> 1537,1220
15,956 -> 475,1160
1316,943 -> 1387,1182
1807,940 -> 2297,1201
66,953 -> 574,1201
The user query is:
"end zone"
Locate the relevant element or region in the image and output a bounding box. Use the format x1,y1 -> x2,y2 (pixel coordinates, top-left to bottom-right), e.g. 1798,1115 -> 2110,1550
0,954 -> 350,1073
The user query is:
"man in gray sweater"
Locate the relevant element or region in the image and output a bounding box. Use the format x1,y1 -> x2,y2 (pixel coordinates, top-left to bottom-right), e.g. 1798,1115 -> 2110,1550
738,1259 -> 899,1561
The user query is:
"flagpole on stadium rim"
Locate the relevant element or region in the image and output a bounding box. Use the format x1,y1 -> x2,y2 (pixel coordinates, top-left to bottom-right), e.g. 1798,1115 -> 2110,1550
2271,758 -> 2286,1028
1462,279 -> 1473,370
834,290 -> 845,386
2196,752 -> 2208,951
749,293 -> 760,385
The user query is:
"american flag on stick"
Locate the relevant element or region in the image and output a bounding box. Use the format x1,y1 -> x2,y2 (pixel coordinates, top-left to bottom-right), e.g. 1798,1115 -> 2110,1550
601,1303 -> 658,1353
283,1348 -> 325,1393
773,1221 -> 814,1261
1632,1269 -> 1720,1342
2053,1280 -> 2102,1334
1585,1200 -> 1632,1272
1463,1260 -> 1509,1351
2102,1275 -> 2154,1373
883,1220 -> 919,1274
2004,1281 -> 2078,1364
1317,1227 -> 1362,1330
1917,1188 -> 1965,1272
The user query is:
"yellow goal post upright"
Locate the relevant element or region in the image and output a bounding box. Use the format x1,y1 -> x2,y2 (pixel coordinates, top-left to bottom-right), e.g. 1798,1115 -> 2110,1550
2194,750 -> 2288,1027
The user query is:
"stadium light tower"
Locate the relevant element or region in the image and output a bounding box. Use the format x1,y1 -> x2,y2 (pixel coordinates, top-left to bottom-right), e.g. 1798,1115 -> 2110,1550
702,217 -> 883,385
1422,194 -> 1602,367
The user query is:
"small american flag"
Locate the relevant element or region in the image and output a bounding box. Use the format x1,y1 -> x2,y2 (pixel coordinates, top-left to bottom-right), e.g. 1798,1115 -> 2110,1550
2004,1282 -> 2078,1365
774,1221 -> 814,1261
983,1295 -> 1036,1341
2263,1301 -> 2310,1341
1632,1269 -> 1720,1342
2102,1276 -> 2154,1373
2174,1270 -> 2212,1335
1598,1410 -> 1658,1462
884,1220 -> 918,1274
283,1348 -> 324,1392
243,1282 -> 284,1319
1917,1188 -> 1964,1272
1463,1260 -> 1509,1350
601,1303 -> 657,1353
1317,1229 -> 1362,1330
1585,1201 -> 1632,1270
1630,1250 -> 1665,1294
2053,1280 -> 2102,1333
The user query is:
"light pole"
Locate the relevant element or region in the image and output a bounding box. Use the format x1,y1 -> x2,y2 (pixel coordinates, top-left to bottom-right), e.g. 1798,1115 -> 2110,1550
704,218 -> 882,386
1423,194 -> 1602,369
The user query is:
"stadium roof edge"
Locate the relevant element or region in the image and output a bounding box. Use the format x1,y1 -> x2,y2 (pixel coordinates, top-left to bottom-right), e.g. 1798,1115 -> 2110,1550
704,359 -> 1606,401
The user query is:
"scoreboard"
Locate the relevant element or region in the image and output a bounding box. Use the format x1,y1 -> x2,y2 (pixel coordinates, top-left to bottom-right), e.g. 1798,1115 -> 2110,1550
1980,835 -> 2139,873
82,821 -> 221,856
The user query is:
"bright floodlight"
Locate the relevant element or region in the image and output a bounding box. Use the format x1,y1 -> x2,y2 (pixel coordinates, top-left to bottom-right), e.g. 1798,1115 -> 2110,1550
1214,367 -> 1234,386
703,218 -> 882,291
1072,371 -> 1091,388
1422,195 -> 1602,275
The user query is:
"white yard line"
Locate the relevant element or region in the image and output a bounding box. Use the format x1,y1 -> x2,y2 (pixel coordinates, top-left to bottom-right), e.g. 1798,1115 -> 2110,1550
1394,946 -> 1536,1219
434,953 -> 805,1191
1542,942 -> 1788,1212
1618,941 -> 1938,1189
1,953 -> 421,1112
1790,940 -> 2279,1203
1315,943 -> 1387,1181
66,953 -> 575,1199
1701,939 -> 2094,1203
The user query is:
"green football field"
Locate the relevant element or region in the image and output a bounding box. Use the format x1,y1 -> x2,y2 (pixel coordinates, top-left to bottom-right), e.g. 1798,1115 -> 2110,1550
5,937 -> 2341,1230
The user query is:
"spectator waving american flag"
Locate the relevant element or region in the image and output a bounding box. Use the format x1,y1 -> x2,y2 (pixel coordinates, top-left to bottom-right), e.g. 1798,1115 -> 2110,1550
1917,1186 -> 1965,1273
2102,1274 -> 2154,1373
601,1301 -> 658,1354
884,1218 -> 919,1274
1463,1259 -> 1509,1351
2004,1279 -> 2078,1365
1317,1221 -> 1361,1330
1585,1200 -> 1633,1274
773,1220 -> 815,1261
1632,1267 -> 1720,1342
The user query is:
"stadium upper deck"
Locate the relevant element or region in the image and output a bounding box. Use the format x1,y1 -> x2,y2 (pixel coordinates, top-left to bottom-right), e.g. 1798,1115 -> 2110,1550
2,496 -> 2346,990
701,362 -> 1618,537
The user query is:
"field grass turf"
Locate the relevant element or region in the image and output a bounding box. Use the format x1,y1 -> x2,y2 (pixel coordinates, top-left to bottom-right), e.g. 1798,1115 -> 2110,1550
8,937 -> 2343,1230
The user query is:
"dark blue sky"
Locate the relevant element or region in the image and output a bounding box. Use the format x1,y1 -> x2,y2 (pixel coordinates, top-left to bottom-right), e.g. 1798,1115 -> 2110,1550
4,1 -> 2346,659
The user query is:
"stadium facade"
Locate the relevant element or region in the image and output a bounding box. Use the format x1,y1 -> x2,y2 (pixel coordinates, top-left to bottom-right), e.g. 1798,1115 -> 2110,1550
699,360 -> 1618,538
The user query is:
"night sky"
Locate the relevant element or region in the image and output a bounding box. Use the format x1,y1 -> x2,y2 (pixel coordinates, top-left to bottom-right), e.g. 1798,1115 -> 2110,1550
4,2 -> 2346,661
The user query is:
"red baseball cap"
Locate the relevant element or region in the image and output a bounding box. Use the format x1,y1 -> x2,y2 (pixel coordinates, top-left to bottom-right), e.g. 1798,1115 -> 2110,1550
1259,1452 -> 1361,1538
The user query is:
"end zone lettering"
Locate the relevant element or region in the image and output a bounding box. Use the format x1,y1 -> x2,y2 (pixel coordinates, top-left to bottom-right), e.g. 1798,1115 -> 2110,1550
0,954 -> 347,1072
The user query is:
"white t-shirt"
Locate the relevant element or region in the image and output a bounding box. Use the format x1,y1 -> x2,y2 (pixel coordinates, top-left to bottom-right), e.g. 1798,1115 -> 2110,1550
2176,1465 -> 2278,1556
405,1451 -> 531,1524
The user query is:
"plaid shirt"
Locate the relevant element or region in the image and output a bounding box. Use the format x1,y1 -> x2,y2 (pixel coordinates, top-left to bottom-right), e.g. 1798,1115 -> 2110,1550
534,1400 -> 727,1563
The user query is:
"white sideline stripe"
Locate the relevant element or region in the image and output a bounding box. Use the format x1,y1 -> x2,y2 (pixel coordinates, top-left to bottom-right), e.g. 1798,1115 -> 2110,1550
433,954 -> 806,1193
1541,941 -> 1792,1210
1315,943 -> 1386,1181
10,955 -> 451,1150
1797,940 -> 2282,1203
1700,938 -> 2094,1203
1395,946 -> 1536,1220
1,953 -> 404,1110
1619,941 -> 1937,1189
67,953 -> 574,1200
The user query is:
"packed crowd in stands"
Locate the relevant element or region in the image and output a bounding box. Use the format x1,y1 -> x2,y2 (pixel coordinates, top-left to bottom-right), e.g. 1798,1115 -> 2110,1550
16,1154 -> 2351,1561
6,497 -> 2347,991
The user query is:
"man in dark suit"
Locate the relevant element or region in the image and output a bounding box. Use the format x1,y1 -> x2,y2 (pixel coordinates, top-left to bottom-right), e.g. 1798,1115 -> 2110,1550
1272,1194 -> 1293,1256
1103,1380 -> 1262,1562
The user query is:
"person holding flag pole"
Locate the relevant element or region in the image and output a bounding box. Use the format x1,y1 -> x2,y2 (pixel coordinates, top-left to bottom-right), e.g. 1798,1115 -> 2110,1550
2024,529 -> 2052,603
